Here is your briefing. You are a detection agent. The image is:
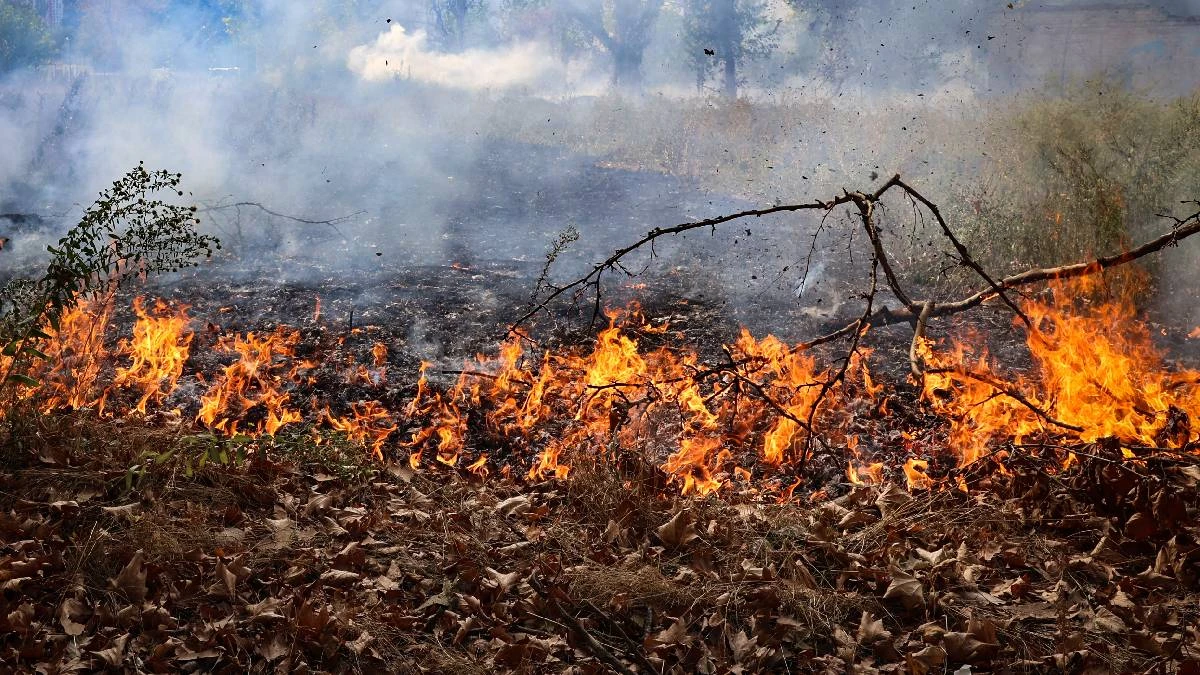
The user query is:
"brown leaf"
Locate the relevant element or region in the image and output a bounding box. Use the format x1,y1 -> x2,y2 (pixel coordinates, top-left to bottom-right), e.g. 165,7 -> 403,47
212,558 -> 237,597
485,567 -> 522,592
349,630 -> 374,655
320,569 -> 362,584
942,632 -> 998,663
495,495 -> 532,518
1124,512 -> 1157,541
656,510 -> 698,549
257,632 -> 289,661
101,503 -> 141,520
59,598 -> 88,636
875,483 -> 911,517
652,619 -> 693,647
303,493 -> 333,517
111,550 -> 147,602
883,570 -> 924,609
856,611 -> 892,645
728,630 -> 757,663
1086,606 -> 1126,634
91,634 -> 130,667
906,645 -> 946,675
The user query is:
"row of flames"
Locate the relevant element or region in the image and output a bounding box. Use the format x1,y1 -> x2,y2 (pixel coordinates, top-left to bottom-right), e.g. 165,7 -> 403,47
2,282 -> 1198,496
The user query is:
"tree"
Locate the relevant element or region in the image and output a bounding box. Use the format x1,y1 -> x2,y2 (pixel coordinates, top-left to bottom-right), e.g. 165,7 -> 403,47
0,2 -> 56,76
683,0 -> 780,98
563,0 -> 664,89
429,0 -> 486,51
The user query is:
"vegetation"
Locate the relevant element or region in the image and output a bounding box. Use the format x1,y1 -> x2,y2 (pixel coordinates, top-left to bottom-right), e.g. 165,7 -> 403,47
0,1 -> 55,75
1,164 -> 218,409
944,82 -> 1200,280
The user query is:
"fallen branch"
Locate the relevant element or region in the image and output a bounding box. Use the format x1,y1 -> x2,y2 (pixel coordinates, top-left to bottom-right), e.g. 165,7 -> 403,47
528,576 -> 638,675
197,201 -> 364,238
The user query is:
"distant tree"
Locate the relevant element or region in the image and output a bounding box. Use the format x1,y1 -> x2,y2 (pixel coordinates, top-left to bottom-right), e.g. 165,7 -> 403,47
0,2 -> 56,75
563,0 -> 664,89
683,0 -> 780,98
428,0 -> 487,51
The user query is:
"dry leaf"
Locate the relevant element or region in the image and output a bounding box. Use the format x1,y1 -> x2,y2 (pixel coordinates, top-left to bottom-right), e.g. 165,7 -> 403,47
320,569 -> 362,584
857,611 -> 892,645
91,634 -> 129,667
58,598 -> 87,636
875,483 -> 911,517
495,495 -> 532,518
101,503 -> 141,519
883,570 -> 924,609
656,510 -> 698,549
485,567 -> 522,592
942,632 -> 998,663
111,550 -> 148,603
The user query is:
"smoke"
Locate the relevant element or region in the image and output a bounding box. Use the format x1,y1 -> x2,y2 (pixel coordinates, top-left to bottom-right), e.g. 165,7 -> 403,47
1,0 -> 1198,338
348,24 -> 568,91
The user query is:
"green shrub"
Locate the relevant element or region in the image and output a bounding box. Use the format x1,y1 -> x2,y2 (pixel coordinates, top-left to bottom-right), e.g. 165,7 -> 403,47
1,164 -> 220,410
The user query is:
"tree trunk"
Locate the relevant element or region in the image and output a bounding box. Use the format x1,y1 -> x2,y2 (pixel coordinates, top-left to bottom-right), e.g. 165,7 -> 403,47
718,0 -> 738,98
723,53 -> 737,98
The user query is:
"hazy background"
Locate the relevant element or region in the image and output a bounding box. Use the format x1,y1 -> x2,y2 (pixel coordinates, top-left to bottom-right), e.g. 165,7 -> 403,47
2,0 -> 1199,332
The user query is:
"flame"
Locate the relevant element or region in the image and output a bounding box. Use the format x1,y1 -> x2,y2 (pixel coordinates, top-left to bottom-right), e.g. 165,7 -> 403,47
197,328 -> 304,436
921,278 -> 1200,466
11,275 -> 1196,497
325,400 -> 397,459
903,458 -> 933,490
29,295 -> 115,412
113,298 -> 192,414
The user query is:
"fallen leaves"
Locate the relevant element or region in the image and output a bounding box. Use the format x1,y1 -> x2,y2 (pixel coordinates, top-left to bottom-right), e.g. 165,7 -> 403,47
2,423 -> 1199,673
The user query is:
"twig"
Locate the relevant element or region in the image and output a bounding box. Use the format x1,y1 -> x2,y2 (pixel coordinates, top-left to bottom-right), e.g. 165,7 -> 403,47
528,576 -> 638,675
198,201 -> 363,238
924,366 -> 1083,432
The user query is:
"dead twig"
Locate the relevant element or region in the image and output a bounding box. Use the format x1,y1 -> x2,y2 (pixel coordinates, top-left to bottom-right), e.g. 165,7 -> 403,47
528,576 -> 639,675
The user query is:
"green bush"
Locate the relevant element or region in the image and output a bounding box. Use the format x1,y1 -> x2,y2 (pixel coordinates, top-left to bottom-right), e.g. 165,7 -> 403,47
1,164 -> 219,409
940,81 -> 1200,287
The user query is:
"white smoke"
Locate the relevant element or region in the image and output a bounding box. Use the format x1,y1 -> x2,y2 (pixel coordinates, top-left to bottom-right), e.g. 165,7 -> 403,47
348,25 -> 564,92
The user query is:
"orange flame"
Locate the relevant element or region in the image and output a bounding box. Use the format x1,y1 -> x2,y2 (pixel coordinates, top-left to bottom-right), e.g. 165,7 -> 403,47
113,298 -> 192,414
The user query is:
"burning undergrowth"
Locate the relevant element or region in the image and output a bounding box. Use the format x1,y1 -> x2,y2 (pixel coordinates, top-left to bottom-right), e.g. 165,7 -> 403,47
4,174 -> 1200,672
3,264 -> 1200,672
3,270 -> 1198,499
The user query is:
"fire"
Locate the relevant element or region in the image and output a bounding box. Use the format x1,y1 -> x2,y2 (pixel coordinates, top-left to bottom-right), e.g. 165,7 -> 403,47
26,295 -> 115,412
325,400 -> 397,459
113,298 -> 192,414
197,328 -> 305,436
903,458 -> 933,490
8,275 -> 1197,497
920,278 -> 1200,466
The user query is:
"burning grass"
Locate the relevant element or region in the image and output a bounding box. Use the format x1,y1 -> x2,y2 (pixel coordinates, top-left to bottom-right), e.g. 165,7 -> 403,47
2,273 -> 1200,671
3,276 -> 1198,496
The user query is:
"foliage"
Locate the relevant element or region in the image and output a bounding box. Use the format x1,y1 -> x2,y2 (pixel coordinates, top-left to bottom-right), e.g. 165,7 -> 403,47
682,0 -> 780,97
934,81 -> 1200,289
428,0 -> 488,52
0,1 -> 56,75
1,164 -> 219,408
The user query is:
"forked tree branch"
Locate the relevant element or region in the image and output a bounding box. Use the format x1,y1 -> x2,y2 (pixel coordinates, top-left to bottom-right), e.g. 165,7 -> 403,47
512,175 -> 1200,469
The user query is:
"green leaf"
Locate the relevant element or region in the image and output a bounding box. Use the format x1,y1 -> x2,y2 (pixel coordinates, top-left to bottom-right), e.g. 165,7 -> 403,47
5,374 -> 41,387
1,342 -> 18,357
21,347 -> 50,361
